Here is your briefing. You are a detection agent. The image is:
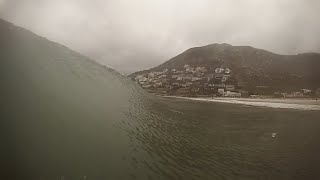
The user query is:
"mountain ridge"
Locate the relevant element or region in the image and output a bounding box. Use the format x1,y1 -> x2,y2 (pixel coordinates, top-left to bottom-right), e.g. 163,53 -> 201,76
130,43 -> 320,95
131,43 -> 320,76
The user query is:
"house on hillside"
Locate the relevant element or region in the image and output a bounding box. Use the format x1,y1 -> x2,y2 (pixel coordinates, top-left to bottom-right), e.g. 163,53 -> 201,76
191,77 -> 202,82
215,68 -> 224,74
225,68 -> 231,74
137,77 -> 148,84
195,67 -> 207,73
142,84 -> 152,88
222,75 -> 230,82
154,82 -> 163,87
215,75 -> 223,80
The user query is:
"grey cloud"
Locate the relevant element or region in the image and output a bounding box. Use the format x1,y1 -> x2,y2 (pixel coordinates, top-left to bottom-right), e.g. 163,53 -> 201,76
1,0 -> 320,74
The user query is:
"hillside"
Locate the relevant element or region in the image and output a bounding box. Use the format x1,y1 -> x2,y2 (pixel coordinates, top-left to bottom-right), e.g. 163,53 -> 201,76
130,43 -> 320,96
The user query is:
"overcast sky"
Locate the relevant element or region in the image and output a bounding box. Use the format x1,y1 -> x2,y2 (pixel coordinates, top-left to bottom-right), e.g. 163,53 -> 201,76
1,0 -> 319,74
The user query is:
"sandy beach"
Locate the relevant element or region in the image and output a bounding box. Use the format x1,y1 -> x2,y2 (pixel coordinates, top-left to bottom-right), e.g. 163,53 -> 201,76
161,96 -> 320,110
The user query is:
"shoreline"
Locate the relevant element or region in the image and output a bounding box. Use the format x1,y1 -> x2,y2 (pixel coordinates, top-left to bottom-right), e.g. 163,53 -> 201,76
158,95 -> 320,110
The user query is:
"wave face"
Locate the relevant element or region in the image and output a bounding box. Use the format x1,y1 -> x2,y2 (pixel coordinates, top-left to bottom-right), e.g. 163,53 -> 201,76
0,19 -> 156,179
1,19 -> 320,180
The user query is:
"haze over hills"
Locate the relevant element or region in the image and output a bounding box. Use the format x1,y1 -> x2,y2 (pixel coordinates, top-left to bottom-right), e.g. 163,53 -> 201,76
130,43 -> 320,95
2,17 -> 320,180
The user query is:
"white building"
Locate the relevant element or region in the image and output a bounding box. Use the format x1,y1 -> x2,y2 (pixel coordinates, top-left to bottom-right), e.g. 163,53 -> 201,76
223,91 -> 241,97
154,82 -> 163,87
215,68 -> 225,74
301,89 -> 312,94
138,77 -> 148,84
191,77 -> 201,82
225,68 -> 231,74
218,88 -> 225,95
222,75 -> 229,82
142,84 -> 152,88
159,74 -> 167,78
195,67 -> 206,73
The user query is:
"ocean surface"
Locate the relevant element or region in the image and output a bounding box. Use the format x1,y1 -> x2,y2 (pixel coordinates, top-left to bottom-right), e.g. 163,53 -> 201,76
2,20 -> 320,179
148,97 -> 320,179
3,70 -> 320,180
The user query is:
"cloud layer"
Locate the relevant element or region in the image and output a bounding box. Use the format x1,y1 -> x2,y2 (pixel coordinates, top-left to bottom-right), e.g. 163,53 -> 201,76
1,0 -> 320,74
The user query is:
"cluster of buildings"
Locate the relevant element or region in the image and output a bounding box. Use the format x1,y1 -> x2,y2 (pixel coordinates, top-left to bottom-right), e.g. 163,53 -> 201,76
133,64 -> 318,98
274,89 -> 313,98
134,64 -> 243,97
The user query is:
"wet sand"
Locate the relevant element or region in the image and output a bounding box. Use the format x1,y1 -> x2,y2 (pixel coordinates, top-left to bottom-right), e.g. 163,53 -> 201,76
161,96 -> 320,110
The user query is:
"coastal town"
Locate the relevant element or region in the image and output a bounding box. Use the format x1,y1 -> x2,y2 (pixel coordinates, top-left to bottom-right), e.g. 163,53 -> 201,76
133,64 -> 319,98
